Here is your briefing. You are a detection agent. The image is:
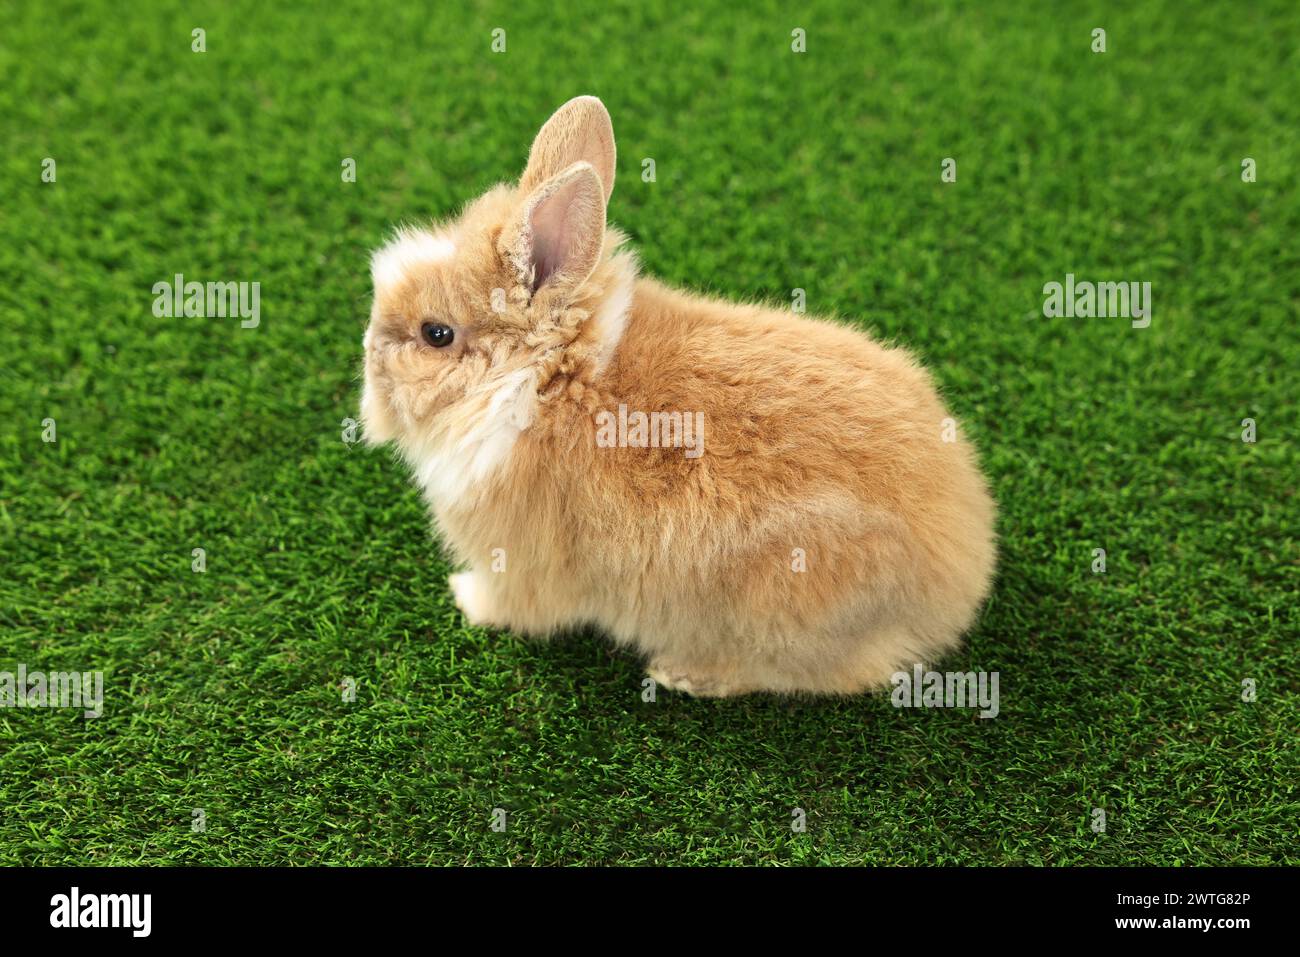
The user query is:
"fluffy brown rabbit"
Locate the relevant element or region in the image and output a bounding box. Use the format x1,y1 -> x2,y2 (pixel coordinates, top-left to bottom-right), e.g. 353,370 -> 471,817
360,96 -> 996,697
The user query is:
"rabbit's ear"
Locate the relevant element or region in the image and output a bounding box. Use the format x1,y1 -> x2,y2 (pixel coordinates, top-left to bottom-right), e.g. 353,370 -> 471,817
519,96 -> 615,204
501,161 -> 606,298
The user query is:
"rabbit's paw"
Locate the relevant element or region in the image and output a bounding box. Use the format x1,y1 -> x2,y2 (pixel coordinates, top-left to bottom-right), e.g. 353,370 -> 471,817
646,661 -> 738,699
449,571 -> 498,627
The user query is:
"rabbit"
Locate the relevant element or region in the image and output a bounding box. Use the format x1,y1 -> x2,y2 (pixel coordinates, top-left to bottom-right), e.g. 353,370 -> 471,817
360,95 -> 997,697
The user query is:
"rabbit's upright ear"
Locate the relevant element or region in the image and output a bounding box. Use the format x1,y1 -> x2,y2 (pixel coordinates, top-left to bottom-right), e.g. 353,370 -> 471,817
500,161 -> 606,299
519,96 -> 616,204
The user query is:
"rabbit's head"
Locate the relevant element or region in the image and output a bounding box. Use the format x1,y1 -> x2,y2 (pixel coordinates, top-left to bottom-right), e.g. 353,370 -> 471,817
361,96 -> 635,504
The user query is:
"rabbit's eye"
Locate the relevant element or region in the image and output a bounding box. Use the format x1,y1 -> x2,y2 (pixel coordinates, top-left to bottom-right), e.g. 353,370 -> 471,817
421,322 -> 455,348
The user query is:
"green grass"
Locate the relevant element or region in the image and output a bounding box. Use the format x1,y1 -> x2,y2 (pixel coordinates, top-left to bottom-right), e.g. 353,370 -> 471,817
1,0 -> 1296,866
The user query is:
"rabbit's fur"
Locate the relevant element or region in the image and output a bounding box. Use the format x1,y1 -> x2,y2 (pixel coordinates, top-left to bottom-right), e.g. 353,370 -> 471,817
361,96 -> 996,696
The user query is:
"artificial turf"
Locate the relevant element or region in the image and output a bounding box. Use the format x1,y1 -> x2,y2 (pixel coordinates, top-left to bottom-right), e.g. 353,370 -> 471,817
0,0 -> 1296,866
